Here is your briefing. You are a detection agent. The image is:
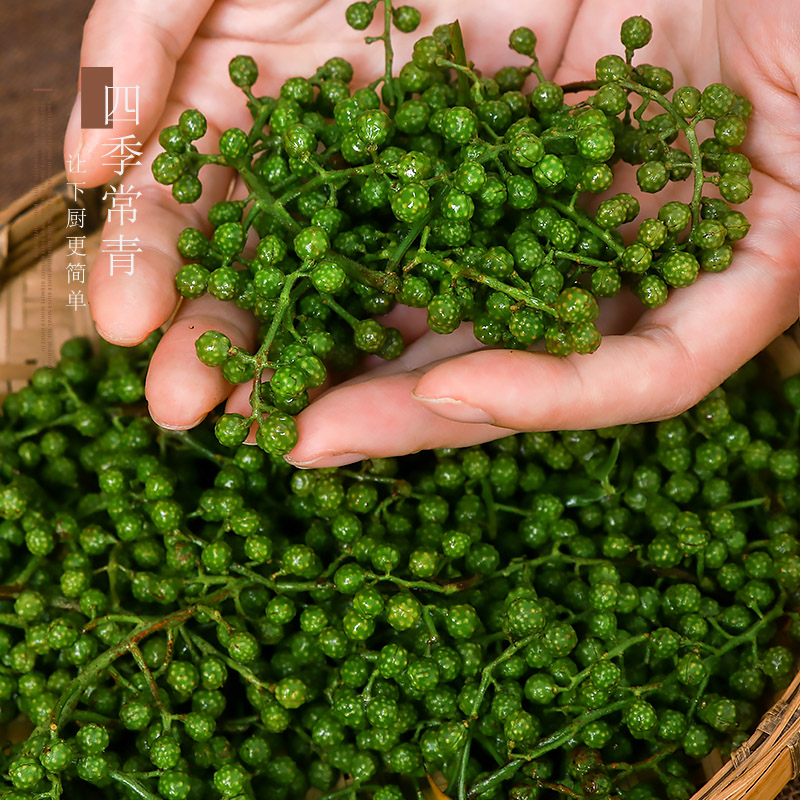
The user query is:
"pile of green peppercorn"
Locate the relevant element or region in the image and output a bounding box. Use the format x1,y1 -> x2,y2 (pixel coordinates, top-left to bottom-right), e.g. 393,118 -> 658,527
0,327 -> 799,800
151,2 -> 753,455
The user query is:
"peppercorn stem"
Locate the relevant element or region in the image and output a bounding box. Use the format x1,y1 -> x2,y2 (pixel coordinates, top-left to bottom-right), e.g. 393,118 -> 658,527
448,21 -> 471,107
159,429 -> 227,464
239,165 -> 300,236
185,629 -> 274,692
566,633 -> 650,692
421,253 -> 557,317
44,587 -> 232,736
544,197 -> 625,260
365,0 -> 397,109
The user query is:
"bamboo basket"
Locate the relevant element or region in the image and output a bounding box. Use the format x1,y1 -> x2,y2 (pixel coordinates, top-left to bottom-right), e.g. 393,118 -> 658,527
0,170 -> 102,399
3,173 -> 800,800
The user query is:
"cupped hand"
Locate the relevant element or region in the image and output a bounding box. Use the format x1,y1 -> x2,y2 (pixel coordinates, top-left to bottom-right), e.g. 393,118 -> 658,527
278,0 -> 800,467
69,0 -> 578,431
68,0 -> 800,463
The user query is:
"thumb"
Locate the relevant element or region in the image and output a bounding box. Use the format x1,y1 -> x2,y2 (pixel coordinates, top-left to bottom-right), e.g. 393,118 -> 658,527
64,0 -> 214,187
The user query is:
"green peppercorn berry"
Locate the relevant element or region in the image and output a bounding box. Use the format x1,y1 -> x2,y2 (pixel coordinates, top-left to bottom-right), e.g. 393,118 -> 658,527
637,161 -> 669,192
532,154 -> 566,189
439,106 -> 476,144
354,109 -> 392,146
555,287 -> 599,324
391,4 -> 421,32
228,55 -> 258,88
700,83 -> 735,118
385,594 -> 422,631
225,630 -> 259,664
175,264 -> 210,299
282,123 -> 316,158
659,251 -> 700,288
214,414 -> 251,447
529,81 -> 563,112
719,172 -> 753,204
40,740 -> 73,773
275,677 -> 308,709
577,126 -> 615,163
210,223 -> 243,259
509,26 -> 537,55
345,1 -> 374,30
195,330 -> 231,367
219,127 -> 249,161
508,308 -> 544,346
76,722 -> 110,754
152,153 -> 184,185
620,15 -> 652,50
353,319 -> 387,353
390,182 -> 430,223
427,293 -> 462,335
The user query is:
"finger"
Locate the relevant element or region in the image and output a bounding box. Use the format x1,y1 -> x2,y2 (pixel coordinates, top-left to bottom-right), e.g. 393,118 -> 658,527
287,171 -> 797,450
285,371 -> 516,468
87,105 -> 233,346
222,321 -> 481,447
64,0 -> 215,186
145,292 -> 258,430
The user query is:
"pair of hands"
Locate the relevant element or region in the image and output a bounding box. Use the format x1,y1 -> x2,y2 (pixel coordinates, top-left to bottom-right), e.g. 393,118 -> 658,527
65,0 -> 800,468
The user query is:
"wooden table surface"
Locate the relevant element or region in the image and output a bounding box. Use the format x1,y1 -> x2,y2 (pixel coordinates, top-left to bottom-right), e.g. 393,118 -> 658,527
0,1 -> 94,209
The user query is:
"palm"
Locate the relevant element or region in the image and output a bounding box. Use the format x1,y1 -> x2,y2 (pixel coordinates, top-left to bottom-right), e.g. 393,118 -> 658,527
72,0 -> 800,465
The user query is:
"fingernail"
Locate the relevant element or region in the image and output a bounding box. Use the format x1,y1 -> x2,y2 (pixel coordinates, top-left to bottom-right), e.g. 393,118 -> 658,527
285,452 -> 368,469
95,324 -> 146,346
412,393 -> 494,424
151,413 -> 207,431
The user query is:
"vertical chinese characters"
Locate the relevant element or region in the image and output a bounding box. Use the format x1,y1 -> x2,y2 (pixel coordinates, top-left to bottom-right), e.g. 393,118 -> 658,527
66,76 -> 143,307
64,153 -> 87,310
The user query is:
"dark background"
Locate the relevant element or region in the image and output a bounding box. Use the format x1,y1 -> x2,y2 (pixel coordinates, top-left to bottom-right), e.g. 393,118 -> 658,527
0,1 -> 95,208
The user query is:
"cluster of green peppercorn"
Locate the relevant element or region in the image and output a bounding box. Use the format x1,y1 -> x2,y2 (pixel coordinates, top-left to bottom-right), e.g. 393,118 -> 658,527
150,1 -> 753,455
0,327 -> 798,800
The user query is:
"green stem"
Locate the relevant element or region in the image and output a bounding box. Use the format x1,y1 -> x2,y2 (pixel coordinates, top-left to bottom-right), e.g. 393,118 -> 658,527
373,572 -> 475,596
158,429 -> 227,464
277,164 -> 376,208
551,250 -> 616,271
545,197 -> 625,260
457,732 -> 473,800
467,760 -> 524,799
724,497 -> 768,510
386,185 -> 446,272
252,269 -> 307,381
382,0 -> 396,108
616,79 -> 705,228
480,479 -> 498,541
108,770 -> 161,800
319,293 -> 359,327
0,613 -> 27,629
42,587 -> 232,737
330,252 -> 401,294
448,21 -> 471,107
320,783 -> 382,800
185,629 -> 273,693
454,632 -> 541,798
240,165 -> 300,236
518,690 -> 658,761
365,0 -> 397,109
419,253 -> 557,317
567,633 -> 649,691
